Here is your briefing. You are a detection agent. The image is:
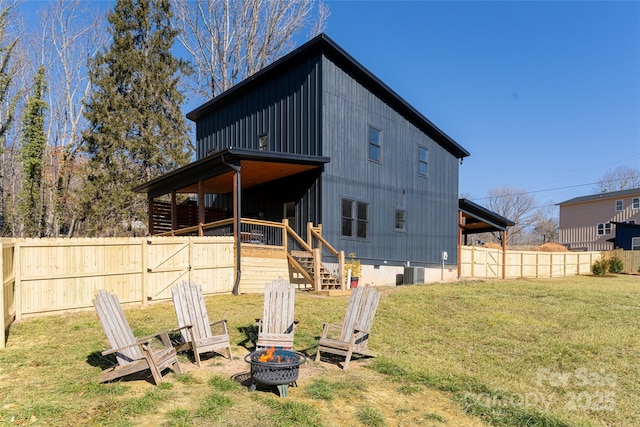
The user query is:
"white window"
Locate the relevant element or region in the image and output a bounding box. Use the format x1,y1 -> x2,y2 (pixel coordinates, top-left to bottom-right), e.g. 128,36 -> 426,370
615,200 -> 623,211
597,223 -> 611,235
632,237 -> 640,250
633,198 -> 639,209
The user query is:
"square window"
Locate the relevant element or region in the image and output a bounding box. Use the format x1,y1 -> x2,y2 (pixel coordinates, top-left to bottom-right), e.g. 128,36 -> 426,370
418,147 -> 428,177
615,200 -> 623,211
632,237 -> 640,250
368,127 -> 381,161
633,198 -> 639,209
597,223 -> 612,235
395,209 -> 406,231
341,198 -> 369,239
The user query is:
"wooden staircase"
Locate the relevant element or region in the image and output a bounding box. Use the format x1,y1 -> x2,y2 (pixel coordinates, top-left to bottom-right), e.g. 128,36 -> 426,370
290,251 -> 342,291
284,221 -> 346,293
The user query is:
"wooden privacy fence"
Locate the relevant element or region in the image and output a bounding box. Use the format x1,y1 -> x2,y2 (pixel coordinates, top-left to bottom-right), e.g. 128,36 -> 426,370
601,249 -> 640,274
1,236 -> 234,349
459,246 -> 600,279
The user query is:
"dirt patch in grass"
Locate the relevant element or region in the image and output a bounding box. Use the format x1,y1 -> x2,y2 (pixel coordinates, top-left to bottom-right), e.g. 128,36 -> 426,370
129,355 -> 484,426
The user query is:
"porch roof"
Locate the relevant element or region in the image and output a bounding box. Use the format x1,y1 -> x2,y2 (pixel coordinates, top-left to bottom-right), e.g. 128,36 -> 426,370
459,198 -> 515,235
133,147 -> 330,199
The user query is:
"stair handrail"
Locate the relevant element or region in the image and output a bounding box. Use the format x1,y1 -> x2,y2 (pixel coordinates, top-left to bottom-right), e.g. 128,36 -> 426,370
307,223 -> 345,289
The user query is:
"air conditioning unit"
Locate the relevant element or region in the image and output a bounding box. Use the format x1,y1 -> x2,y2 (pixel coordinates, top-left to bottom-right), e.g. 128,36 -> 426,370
403,267 -> 425,285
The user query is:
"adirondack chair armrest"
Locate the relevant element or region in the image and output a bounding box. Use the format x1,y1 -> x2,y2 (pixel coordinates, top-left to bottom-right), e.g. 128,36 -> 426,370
101,339 -> 153,356
107,329 -> 177,355
209,319 -> 229,334
320,322 -> 342,338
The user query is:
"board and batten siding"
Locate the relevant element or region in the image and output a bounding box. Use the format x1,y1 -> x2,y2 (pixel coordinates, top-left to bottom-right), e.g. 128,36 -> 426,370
192,55 -> 324,235
320,56 -> 459,267
559,194 -> 640,251
194,55 -> 322,158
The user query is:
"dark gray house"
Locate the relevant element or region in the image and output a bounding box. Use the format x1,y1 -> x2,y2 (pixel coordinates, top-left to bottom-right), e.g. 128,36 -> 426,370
136,34 -> 469,288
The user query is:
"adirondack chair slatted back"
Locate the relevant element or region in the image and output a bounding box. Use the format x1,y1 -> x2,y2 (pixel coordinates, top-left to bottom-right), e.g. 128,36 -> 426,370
261,278 -> 295,335
339,286 -> 380,345
93,289 -> 143,365
172,281 -> 212,343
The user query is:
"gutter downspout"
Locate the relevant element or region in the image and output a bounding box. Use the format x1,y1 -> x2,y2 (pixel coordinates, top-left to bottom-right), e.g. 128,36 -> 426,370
222,155 -> 242,295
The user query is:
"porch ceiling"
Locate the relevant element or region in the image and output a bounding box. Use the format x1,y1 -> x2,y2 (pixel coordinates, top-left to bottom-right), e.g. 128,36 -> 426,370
134,148 -> 330,199
459,198 -> 515,235
179,160 -> 322,194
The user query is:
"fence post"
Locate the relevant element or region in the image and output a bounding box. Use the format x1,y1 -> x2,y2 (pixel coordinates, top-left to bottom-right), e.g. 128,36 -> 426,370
470,246 -> 475,278
313,248 -> 321,291
141,239 -> 148,305
1,242 -> 4,349
14,241 -> 21,322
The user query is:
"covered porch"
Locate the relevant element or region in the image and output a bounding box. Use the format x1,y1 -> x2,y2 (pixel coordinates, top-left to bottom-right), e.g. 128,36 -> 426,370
457,198 -> 515,279
133,148 -> 346,294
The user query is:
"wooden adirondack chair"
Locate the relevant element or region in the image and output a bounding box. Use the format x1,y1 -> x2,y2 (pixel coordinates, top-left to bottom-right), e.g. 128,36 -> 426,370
93,289 -> 182,385
171,281 -> 232,366
315,285 -> 381,369
256,278 -> 297,349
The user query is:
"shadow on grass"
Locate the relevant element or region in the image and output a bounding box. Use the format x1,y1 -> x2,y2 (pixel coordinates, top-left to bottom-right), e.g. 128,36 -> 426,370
85,351 -> 159,385
236,324 -> 258,351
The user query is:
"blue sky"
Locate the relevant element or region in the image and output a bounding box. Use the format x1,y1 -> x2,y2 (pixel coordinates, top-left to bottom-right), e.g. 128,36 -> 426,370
18,0 -> 640,211
322,1 -> 640,208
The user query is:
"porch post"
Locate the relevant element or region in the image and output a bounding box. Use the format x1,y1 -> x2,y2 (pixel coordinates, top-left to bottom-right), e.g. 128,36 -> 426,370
198,180 -> 204,236
457,211 -> 463,279
232,165 -> 242,295
171,190 -> 177,236
148,197 -> 155,235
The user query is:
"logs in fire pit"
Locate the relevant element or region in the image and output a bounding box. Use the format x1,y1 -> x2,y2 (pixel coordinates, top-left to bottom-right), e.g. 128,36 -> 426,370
244,347 -> 306,397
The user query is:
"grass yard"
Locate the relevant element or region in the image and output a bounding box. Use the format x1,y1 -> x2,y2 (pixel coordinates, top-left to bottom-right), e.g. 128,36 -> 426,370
0,275 -> 638,426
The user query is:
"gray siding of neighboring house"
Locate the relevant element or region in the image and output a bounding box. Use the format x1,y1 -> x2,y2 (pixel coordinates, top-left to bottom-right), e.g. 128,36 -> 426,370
320,56 -> 460,267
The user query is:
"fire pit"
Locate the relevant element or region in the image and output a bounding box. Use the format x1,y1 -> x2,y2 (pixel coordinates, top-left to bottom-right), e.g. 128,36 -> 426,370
244,347 -> 306,397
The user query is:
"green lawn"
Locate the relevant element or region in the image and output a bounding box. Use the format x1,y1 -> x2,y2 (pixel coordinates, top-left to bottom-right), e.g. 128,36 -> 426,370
0,275 -> 638,426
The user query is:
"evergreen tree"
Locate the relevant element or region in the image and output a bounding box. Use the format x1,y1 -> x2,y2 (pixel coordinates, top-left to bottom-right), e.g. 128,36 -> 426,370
82,0 -> 192,236
19,66 -> 48,237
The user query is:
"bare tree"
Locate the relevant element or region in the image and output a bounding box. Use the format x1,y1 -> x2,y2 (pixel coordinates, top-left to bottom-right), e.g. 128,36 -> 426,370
171,0 -> 329,100
595,165 -> 640,193
532,204 -> 559,244
486,187 -> 538,245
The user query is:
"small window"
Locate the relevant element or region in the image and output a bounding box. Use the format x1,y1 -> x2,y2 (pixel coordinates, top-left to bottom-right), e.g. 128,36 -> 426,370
395,209 -> 406,231
258,133 -> 269,150
597,223 -> 612,235
633,198 -> 639,209
627,220 -> 636,224
418,147 -> 428,177
341,198 -> 369,239
368,127 -> 381,161
632,237 -> 640,250
356,202 -> 369,239
341,199 -> 354,237
615,200 -> 623,211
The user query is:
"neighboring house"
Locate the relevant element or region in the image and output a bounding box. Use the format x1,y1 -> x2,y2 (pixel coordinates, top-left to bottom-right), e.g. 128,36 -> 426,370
608,222 -> 640,250
135,34 -> 470,287
558,187 -> 640,251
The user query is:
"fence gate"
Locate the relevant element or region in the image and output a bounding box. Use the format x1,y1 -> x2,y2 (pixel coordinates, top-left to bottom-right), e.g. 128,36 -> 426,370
145,237 -> 234,300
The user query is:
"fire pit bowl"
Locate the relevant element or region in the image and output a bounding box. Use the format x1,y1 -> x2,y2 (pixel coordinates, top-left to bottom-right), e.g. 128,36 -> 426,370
244,348 -> 306,397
